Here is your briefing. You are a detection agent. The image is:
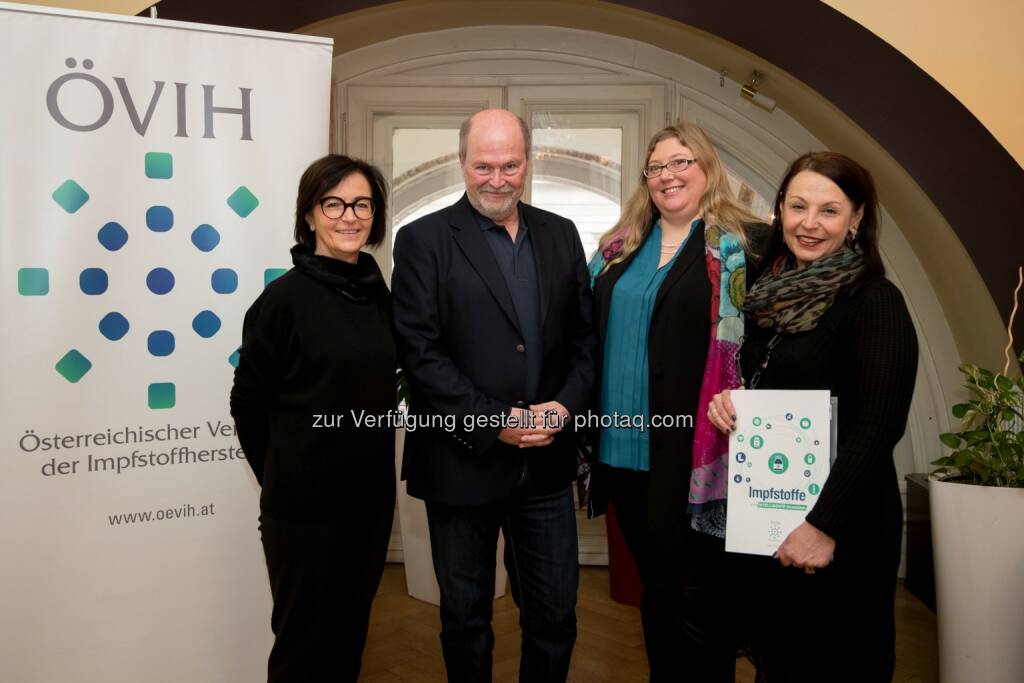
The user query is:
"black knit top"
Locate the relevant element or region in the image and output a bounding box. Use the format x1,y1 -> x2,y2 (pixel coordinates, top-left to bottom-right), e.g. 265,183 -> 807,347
739,276 -> 918,551
230,245 -> 397,521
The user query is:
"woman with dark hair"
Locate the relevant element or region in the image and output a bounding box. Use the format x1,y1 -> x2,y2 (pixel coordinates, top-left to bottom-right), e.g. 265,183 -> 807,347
588,122 -> 768,680
230,154 -> 395,682
708,151 -> 918,682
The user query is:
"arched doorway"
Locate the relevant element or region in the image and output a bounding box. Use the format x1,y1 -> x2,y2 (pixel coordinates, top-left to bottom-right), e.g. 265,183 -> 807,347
334,25 -> 953,571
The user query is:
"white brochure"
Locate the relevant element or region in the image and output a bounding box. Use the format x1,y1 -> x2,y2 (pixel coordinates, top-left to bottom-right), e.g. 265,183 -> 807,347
725,390 -> 833,556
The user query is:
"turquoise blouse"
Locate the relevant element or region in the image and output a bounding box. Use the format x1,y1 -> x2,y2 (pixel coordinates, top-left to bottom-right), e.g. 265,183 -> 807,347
599,221 -> 692,471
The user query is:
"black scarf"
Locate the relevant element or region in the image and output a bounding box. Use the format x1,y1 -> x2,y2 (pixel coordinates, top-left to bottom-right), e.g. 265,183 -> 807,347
290,244 -> 385,303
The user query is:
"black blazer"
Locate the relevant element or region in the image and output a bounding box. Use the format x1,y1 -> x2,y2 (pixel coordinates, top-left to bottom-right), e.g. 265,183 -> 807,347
591,222 -> 769,546
391,194 -> 596,505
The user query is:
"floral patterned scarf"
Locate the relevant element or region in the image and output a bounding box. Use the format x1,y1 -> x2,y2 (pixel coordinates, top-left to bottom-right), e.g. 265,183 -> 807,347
588,222 -> 747,537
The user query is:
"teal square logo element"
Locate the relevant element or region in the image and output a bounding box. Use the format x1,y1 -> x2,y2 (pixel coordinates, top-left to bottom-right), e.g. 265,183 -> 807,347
145,152 -> 173,179
18,268 -> 49,295
52,180 -> 89,213
264,268 -> 287,286
55,350 -> 91,383
227,186 -> 259,217
148,382 -> 176,409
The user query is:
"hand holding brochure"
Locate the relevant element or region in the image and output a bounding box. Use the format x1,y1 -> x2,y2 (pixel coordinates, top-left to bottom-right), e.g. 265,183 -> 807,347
725,390 -> 833,556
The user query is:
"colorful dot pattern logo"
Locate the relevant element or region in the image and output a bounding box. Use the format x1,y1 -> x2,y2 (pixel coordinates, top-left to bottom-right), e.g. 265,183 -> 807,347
22,152 -> 280,408
735,409 -> 828,499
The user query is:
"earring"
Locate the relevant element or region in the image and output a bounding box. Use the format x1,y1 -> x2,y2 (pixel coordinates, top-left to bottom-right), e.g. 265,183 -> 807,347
308,222 -> 314,231
846,228 -> 858,246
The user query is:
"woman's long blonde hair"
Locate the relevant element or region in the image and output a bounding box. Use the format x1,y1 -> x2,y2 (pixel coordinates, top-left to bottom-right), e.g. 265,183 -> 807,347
597,122 -> 757,271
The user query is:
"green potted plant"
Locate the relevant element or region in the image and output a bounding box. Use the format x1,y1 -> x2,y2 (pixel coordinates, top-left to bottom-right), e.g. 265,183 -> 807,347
929,267 -> 1024,683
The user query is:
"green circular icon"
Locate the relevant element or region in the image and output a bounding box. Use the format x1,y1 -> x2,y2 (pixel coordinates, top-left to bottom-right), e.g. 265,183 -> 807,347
737,435 -> 745,443
752,417 -> 763,427
750,435 -> 764,449
804,453 -> 816,465
808,483 -> 821,495
768,453 -> 789,474
796,437 -> 802,443
800,417 -> 812,429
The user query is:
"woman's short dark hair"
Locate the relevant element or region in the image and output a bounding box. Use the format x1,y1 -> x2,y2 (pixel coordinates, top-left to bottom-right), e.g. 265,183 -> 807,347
765,151 -> 884,278
293,154 -> 388,250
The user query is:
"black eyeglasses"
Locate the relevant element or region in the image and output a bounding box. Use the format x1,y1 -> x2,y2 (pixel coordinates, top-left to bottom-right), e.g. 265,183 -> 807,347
642,157 -> 699,178
319,196 -> 375,220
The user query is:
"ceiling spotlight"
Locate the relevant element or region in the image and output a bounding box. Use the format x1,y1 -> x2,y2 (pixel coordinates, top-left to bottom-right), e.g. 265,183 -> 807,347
741,70 -> 777,112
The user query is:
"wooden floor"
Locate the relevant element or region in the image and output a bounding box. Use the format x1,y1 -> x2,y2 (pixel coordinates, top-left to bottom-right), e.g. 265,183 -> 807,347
359,564 -> 938,682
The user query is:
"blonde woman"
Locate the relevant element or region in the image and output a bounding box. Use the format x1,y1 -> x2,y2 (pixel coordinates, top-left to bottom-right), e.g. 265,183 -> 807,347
588,122 -> 767,681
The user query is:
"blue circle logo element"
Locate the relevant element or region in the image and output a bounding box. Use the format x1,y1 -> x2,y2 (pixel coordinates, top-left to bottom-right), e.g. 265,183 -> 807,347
147,268 -> 175,295
97,222 -> 128,251
147,330 -> 175,356
211,268 -> 238,294
80,268 -> 108,295
146,205 -> 174,232
192,310 -> 221,338
98,312 -> 130,340
191,224 -> 220,252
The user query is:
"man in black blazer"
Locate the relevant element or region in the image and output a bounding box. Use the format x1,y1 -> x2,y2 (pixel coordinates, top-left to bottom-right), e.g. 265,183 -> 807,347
392,108 -> 596,682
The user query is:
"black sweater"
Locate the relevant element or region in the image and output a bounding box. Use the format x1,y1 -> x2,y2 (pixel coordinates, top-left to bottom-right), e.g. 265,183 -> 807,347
740,275 -> 918,556
230,246 -> 397,521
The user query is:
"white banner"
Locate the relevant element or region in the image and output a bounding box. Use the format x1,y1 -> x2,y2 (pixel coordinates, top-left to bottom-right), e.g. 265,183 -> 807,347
0,4 -> 332,680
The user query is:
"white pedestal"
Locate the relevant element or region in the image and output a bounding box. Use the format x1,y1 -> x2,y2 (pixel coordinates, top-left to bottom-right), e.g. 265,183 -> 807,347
930,477 -> 1024,683
395,428 -> 507,605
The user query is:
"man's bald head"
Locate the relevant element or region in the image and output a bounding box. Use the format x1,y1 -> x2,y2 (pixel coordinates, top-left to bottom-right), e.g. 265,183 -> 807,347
458,109 -> 531,163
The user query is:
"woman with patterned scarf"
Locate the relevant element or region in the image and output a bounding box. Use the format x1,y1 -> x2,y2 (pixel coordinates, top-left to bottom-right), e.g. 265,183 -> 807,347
587,122 -> 769,681
707,152 -> 918,682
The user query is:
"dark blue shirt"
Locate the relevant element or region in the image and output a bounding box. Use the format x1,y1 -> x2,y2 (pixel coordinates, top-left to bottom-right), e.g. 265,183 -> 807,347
472,203 -> 543,403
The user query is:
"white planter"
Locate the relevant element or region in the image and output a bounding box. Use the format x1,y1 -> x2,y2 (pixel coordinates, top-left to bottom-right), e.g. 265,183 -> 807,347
394,428 -> 507,605
929,476 -> 1024,683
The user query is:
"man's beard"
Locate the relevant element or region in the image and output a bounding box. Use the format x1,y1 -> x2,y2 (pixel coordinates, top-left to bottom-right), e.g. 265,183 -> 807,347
467,185 -> 520,223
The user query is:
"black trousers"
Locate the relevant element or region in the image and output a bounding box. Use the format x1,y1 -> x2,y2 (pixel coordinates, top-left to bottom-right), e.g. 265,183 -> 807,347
608,467 -> 749,682
259,502 -> 394,683
748,532 -> 898,683
609,467 -> 897,683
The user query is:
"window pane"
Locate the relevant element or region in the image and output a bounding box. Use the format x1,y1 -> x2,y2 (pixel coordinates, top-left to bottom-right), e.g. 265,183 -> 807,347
530,124 -> 623,259
391,128 -> 462,233
531,179 -> 618,260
